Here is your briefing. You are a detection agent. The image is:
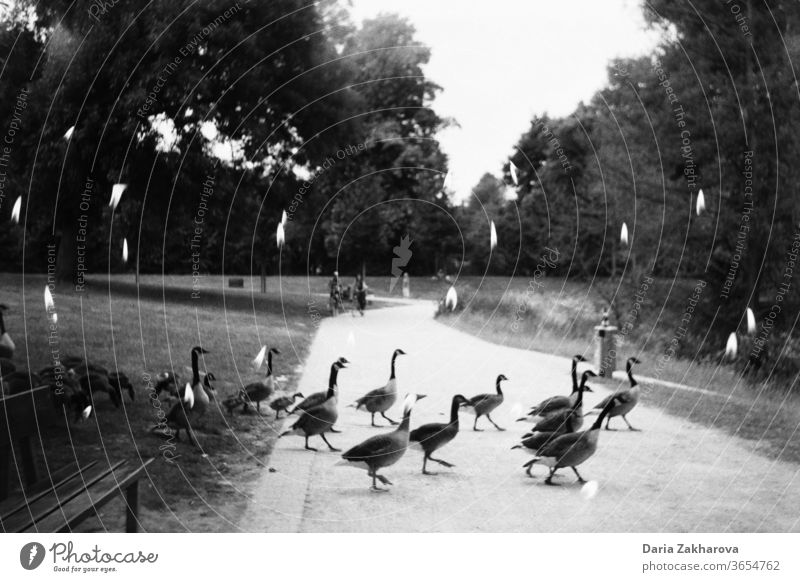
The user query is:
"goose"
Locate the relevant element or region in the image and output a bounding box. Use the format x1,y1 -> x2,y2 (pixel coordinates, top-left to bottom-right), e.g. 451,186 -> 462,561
79,372 -> 121,408
528,371 -> 596,433
279,360 -> 347,451
0,304 -> 15,359
240,347 -> 280,413
108,371 -> 135,402
338,393 -> 426,491
202,372 -> 218,401
154,371 -> 181,396
0,357 -> 15,375
518,355 -> 590,421
587,357 -> 642,430
290,356 -> 349,414
409,394 -> 468,474
50,370 -> 93,422
512,415 -> 577,477
352,349 -> 406,426
522,394 -> 623,485
269,392 -> 304,418
462,374 -> 508,431
161,385 -> 201,448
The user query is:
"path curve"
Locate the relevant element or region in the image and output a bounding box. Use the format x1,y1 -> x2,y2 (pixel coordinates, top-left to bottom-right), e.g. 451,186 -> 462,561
240,301 -> 800,532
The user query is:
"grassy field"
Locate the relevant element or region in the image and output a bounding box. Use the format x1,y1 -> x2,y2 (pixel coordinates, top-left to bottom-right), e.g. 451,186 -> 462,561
1,272 -> 338,532
432,275 -> 800,464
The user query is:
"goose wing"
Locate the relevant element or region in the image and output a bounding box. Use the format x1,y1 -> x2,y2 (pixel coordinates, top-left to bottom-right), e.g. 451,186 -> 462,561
530,395 -> 570,415
355,384 -> 388,406
342,433 -> 398,462
593,387 -> 633,409
466,393 -> 492,407
409,422 -> 452,444
536,430 -> 585,459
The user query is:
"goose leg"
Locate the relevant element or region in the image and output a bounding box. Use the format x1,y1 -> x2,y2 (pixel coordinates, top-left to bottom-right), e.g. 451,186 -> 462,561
320,433 -> 340,452
381,412 -> 398,425
304,436 -> 318,452
486,414 -> 505,431
422,455 -> 435,475
371,413 -> 378,427
622,415 -> 640,431
329,427 -> 342,433
604,417 -> 616,430
369,470 -> 389,492
429,455 -> 454,468
256,402 -> 261,414
544,467 -> 560,486
376,474 -> 393,486
571,466 -> 586,483
473,416 -> 483,431
524,460 -> 535,478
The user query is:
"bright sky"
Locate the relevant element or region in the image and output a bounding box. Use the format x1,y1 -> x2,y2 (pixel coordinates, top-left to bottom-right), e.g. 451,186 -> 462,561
349,0 -> 661,202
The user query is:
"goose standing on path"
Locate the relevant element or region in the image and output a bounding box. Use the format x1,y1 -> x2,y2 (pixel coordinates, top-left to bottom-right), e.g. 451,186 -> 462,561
463,374 -> 508,431
291,356 -> 348,432
409,394 -> 469,474
188,346 -> 211,420
587,357 -> 643,431
518,355 -> 590,421
240,347 -> 280,413
279,360 -> 347,452
512,415 -> 577,477
352,348 -> 406,427
522,395 -> 623,485
528,370 -> 595,433
338,393 -> 426,491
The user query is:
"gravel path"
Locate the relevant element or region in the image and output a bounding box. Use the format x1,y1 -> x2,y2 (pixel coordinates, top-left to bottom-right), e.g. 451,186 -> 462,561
240,300 -> 800,532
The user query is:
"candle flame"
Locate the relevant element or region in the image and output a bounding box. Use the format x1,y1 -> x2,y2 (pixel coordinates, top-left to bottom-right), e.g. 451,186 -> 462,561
725,332 -> 738,360
122,238 -> 129,264
252,345 -> 267,371
746,307 -> 756,335
445,285 -> 458,311
281,210 -> 288,226
696,189 -> 706,216
64,125 -> 75,141
509,161 -> 519,186
109,184 -> 127,212
44,285 -> 57,325
490,220 -> 498,250
81,405 -> 92,420
276,222 -> 285,247
11,196 -> 22,223
620,222 -> 629,246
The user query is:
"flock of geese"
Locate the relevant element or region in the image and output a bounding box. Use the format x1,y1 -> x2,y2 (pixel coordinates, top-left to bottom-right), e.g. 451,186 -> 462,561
1,301 -> 644,493
274,348 -> 644,492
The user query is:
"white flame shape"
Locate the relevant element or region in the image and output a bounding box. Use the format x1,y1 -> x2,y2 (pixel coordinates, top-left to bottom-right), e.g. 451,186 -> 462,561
725,332 -> 738,360
276,222 -> 285,247
281,210 -> 288,226
347,331 -> 356,347
109,183 -> 127,212
183,382 -> 194,408
746,307 -> 756,335
445,285 -> 457,311
442,170 -> 452,192
509,161 -> 519,186
696,189 -> 706,216
64,125 -> 75,141
122,238 -> 129,264
11,196 -> 22,223
620,222 -> 629,246
251,345 -> 267,370
490,220 -> 498,250
81,405 -> 92,420
44,285 -> 57,325
581,480 -> 599,500
509,402 -> 523,419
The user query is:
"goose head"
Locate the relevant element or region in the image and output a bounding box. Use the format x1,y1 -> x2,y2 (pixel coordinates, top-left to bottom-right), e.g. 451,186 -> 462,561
292,392 -> 305,401
453,394 -> 469,406
572,354 -> 587,363
334,359 -> 348,370
496,374 -> 509,382
269,348 -> 281,355
203,372 -> 218,399
402,392 -> 426,412
191,346 -> 209,355
337,357 -> 350,365
393,349 -> 407,358
579,370 -> 597,392
627,357 -> 642,369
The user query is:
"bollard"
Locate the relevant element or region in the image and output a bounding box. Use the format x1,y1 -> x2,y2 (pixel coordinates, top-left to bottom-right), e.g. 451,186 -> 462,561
594,322 -> 618,377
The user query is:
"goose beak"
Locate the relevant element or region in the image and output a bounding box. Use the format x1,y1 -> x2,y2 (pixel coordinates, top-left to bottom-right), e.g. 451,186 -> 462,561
416,394 -> 427,401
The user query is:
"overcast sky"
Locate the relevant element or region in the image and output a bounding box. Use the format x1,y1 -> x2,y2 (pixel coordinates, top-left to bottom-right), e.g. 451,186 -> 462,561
348,0 -> 662,202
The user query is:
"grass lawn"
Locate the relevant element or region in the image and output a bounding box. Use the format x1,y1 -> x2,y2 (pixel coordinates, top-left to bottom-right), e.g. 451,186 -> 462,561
433,275 -> 800,464
0,272 -> 336,532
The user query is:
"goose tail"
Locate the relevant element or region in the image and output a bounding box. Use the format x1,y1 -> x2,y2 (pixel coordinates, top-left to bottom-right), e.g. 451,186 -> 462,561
334,458 -> 350,467
522,459 -> 538,469
510,444 -> 522,450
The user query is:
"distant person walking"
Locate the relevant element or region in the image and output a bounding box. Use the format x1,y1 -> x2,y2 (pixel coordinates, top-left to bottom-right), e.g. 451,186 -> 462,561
354,274 -> 367,316
329,271 -> 343,316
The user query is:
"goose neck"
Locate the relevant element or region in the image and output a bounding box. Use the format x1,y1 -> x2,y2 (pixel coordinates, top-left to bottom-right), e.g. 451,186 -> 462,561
571,359 -> 579,390
390,354 -> 398,380
449,397 -> 462,424
191,350 -> 200,385
266,351 -> 273,377
0,312 -> 5,335
328,364 -> 339,389
495,378 -> 503,395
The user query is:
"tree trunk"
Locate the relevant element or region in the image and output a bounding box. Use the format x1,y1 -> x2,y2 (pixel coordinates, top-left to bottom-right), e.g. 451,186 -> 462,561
54,225 -> 77,284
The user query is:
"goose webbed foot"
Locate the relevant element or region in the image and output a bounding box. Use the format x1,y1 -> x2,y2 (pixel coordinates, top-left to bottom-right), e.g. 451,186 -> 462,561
321,434 -> 340,452
544,468 -> 559,485
487,415 -> 505,431
381,412 -> 398,425
304,437 -> 318,452
571,467 -> 586,483
376,474 -> 393,486
623,416 -> 640,431
430,456 -> 454,468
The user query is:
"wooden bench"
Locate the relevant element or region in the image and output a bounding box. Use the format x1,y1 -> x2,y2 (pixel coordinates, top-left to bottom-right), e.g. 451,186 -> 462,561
0,386 -> 154,532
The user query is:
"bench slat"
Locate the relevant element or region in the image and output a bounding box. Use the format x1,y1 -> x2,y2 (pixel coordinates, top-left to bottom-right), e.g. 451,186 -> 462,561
1,459 -> 126,533
0,460 -> 98,528
24,458 -> 154,533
